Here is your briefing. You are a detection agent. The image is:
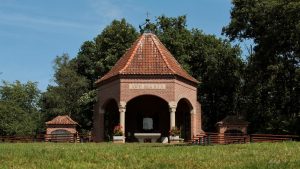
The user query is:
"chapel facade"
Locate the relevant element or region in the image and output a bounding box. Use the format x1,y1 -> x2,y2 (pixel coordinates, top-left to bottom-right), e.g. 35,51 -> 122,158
93,33 -> 202,142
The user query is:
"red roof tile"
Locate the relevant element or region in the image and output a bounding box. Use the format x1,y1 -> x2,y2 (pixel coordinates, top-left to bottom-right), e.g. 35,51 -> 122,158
96,33 -> 199,84
46,115 -> 78,125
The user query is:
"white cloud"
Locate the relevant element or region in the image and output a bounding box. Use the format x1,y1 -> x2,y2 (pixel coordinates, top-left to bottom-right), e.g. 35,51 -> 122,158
87,0 -> 125,21
0,12 -> 92,30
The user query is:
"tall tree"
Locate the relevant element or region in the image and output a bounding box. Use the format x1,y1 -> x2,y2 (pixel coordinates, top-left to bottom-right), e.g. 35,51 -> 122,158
223,0 -> 300,134
74,19 -> 139,85
74,19 -> 138,130
42,16 -> 244,132
189,30 -> 243,131
40,54 -> 90,130
154,16 -> 244,131
41,19 -> 139,131
155,15 -> 193,71
0,81 -> 41,135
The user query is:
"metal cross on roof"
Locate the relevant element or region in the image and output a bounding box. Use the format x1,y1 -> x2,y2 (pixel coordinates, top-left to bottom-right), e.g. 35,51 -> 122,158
146,12 -> 150,22
139,12 -> 153,33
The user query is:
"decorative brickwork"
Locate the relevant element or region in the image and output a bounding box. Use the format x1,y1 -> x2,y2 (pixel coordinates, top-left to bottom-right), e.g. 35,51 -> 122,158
45,115 -> 78,142
216,116 -> 249,144
93,33 -> 202,142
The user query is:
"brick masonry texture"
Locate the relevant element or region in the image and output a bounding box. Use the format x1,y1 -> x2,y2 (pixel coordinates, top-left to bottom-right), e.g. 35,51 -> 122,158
93,33 -> 203,142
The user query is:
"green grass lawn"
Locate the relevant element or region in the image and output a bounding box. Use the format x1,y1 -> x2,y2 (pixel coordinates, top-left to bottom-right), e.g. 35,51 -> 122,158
0,142 -> 299,169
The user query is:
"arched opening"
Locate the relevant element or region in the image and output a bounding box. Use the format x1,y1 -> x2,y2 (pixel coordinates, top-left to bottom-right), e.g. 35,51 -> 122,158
50,129 -> 72,142
103,99 -> 119,141
51,129 -> 71,135
175,99 -> 192,141
224,129 -> 243,136
125,95 -> 170,142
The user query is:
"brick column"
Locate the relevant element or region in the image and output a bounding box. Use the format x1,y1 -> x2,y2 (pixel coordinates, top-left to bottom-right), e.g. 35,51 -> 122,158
99,108 -> 105,140
93,106 -> 104,142
119,101 -> 126,135
169,102 -> 176,129
190,110 -> 195,139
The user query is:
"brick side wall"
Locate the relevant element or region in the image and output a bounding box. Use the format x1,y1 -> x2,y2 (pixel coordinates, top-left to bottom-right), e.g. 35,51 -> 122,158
92,103 -> 105,142
98,80 -> 120,107
93,80 -> 120,142
195,101 -> 203,134
174,80 -> 197,105
174,80 -> 202,138
93,77 -> 202,142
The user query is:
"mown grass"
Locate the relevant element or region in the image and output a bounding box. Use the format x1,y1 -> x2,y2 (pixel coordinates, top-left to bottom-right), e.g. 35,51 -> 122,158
0,142 -> 299,169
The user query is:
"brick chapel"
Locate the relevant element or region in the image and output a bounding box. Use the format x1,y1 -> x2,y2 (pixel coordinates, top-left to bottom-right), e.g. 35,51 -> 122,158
93,32 -> 203,142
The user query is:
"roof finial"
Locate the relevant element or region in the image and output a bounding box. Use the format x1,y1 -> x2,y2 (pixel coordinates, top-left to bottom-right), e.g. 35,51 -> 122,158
146,12 -> 150,22
139,12 -> 153,34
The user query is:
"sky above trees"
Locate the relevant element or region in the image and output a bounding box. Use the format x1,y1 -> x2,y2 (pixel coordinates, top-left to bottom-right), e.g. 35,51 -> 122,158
0,0 -> 232,91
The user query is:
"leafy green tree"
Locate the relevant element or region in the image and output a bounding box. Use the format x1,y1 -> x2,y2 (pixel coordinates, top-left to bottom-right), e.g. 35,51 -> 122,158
74,19 -> 139,85
41,20 -> 138,131
0,81 -> 41,135
189,30 -> 243,131
73,19 -> 138,106
74,19 -> 138,130
42,17 -> 244,133
153,16 -> 244,131
40,54 -> 90,129
155,15 -> 194,72
223,0 -> 300,134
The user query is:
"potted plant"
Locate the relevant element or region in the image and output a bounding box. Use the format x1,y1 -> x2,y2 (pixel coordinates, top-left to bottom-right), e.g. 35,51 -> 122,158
113,124 -> 125,143
169,126 -> 180,143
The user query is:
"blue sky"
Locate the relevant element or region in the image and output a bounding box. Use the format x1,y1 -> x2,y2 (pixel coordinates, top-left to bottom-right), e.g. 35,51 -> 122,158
0,0 -> 233,91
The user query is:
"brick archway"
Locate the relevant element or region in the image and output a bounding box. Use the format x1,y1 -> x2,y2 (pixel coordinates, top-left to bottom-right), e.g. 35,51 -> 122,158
93,33 -> 203,142
102,99 -> 119,141
176,98 -> 193,140
125,95 -> 170,142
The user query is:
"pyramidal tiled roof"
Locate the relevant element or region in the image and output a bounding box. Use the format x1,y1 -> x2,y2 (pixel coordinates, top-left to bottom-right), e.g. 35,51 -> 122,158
96,33 -> 199,84
46,115 -> 78,125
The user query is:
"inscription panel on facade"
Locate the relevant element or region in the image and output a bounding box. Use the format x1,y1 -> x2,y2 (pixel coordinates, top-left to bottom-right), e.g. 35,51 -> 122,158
129,83 -> 166,90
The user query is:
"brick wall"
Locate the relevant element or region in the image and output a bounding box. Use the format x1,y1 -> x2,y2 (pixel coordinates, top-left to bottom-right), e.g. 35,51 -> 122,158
46,126 -> 77,135
93,77 -> 202,142
120,78 -> 175,102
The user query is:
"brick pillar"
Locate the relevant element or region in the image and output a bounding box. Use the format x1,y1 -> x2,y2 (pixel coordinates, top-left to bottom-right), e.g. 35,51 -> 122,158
93,106 -> 104,142
218,126 -> 225,144
119,101 -> 126,135
169,102 -> 176,129
99,110 -> 105,141
190,110 -> 195,140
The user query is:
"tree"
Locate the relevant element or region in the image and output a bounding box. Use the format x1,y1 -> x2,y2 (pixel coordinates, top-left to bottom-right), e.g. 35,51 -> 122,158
0,81 -> 41,135
41,19 -> 139,131
40,54 -> 90,129
74,19 -> 138,130
153,16 -> 243,131
74,19 -> 139,85
189,30 -> 243,131
223,0 -> 300,134
42,16 -> 244,132
155,15 -> 193,71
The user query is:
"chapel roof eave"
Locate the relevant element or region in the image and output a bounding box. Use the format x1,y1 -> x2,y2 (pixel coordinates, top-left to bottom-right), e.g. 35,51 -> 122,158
216,115 -> 250,126
46,115 -> 78,125
95,74 -> 199,87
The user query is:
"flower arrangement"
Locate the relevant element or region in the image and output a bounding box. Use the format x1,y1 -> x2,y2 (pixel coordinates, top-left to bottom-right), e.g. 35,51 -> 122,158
169,126 -> 180,136
113,124 -> 123,136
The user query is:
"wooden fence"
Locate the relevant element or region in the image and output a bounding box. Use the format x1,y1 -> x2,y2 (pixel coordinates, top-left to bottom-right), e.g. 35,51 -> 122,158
0,134 -> 92,143
0,133 -> 299,144
191,133 -> 299,145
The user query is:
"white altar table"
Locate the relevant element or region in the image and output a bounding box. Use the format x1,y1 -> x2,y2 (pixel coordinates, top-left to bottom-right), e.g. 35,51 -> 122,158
134,133 -> 161,143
